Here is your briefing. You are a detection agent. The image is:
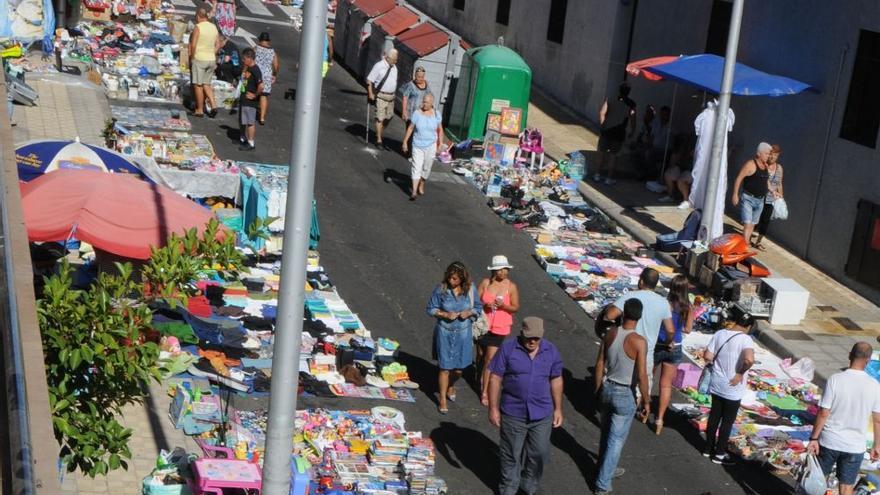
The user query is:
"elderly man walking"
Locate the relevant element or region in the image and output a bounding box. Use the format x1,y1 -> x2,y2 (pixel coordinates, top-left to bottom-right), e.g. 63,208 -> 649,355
808,342 -> 880,495
366,49 -> 398,149
488,317 -> 564,495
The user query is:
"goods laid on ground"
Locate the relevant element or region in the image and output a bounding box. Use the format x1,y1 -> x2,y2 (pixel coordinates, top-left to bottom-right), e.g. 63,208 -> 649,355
449,143 -> 880,492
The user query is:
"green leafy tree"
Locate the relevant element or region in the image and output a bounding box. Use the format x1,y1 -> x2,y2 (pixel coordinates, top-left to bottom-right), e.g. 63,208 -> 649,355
38,261 -> 160,477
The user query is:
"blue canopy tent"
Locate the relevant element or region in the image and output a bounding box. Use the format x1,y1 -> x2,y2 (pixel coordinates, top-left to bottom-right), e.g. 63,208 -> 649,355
630,53 -> 811,184
643,54 -> 811,96
16,139 -> 151,182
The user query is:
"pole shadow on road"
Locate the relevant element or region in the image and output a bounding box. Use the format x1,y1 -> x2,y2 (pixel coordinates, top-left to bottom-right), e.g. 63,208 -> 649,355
431,421 -> 500,492
563,368 -> 601,428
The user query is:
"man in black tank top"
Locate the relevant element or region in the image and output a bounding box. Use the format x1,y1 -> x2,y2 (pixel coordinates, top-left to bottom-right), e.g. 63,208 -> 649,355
732,142 -> 772,244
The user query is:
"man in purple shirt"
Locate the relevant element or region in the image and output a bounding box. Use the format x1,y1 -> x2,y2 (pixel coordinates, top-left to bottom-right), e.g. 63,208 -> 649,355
488,316 -> 564,495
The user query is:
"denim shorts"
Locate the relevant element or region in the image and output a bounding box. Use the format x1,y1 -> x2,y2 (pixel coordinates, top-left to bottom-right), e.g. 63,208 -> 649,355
739,192 -> 765,225
653,345 -> 683,365
818,445 -> 863,485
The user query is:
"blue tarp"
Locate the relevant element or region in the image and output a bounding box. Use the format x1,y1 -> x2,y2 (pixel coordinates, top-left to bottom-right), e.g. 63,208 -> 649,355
644,54 -> 811,96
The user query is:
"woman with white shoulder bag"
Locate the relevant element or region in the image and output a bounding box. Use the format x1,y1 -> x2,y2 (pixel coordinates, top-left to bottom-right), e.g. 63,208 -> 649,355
700,312 -> 756,465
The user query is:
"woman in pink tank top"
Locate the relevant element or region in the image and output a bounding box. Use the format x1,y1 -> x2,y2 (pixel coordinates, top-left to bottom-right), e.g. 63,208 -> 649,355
477,255 -> 520,406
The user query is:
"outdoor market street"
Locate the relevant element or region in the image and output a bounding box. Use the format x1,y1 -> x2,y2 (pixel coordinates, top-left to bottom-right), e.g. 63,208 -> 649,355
179,8 -> 800,494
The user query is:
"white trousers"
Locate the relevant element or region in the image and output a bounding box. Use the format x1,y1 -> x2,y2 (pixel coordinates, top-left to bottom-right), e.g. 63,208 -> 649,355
410,143 -> 437,181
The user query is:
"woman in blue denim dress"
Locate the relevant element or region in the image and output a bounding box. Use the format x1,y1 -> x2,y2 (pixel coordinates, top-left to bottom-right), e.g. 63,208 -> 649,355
426,261 -> 482,414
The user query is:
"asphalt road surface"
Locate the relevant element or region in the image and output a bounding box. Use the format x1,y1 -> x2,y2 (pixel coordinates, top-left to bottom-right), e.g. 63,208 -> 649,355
184,6 -> 796,494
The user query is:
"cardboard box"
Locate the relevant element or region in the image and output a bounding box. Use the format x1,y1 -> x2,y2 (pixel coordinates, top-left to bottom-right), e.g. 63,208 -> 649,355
705,251 -> 721,272
698,265 -> 714,289
82,5 -> 111,21
686,246 -> 709,278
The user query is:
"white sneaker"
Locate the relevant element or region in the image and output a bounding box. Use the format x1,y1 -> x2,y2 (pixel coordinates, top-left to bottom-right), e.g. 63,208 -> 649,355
658,195 -> 674,203
604,178 -> 617,186
365,374 -> 390,389
677,200 -> 692,209
592,173 -> 603,182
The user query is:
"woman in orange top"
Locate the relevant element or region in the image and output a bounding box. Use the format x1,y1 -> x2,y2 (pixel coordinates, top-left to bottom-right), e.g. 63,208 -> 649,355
477,255 -> 520,406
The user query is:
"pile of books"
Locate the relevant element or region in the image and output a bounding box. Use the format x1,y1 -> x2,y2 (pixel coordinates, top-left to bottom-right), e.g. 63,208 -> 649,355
402,437 -> 435,477
368,434 -> 408,475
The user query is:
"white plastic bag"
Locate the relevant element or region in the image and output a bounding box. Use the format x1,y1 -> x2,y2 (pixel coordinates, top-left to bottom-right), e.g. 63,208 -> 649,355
772,197 -> 789,220
781,357 -> 815,382
796,454 -> 827,495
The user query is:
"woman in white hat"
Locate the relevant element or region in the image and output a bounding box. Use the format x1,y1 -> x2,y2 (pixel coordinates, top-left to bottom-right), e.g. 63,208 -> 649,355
477,254 -> 520,406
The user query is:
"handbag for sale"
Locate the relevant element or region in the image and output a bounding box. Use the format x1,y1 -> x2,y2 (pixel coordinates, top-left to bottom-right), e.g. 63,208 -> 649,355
771,197 -> 789,220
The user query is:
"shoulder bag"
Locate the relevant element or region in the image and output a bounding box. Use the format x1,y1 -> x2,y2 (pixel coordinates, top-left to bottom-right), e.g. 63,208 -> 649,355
697,332 -> 742,395
469,287 -> 491,341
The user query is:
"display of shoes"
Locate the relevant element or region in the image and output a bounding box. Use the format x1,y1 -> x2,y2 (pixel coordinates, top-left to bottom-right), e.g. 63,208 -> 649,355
365,374 -> 390,389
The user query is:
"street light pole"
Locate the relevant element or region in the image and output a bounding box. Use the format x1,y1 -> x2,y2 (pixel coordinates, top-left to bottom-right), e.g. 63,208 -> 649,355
700,0 -> 744,241
261,0 -> 327,493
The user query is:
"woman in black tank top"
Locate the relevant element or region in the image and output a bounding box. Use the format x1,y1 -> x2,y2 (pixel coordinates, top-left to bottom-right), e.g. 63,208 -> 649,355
732,143 -> 773,245
742,160 -> 769,197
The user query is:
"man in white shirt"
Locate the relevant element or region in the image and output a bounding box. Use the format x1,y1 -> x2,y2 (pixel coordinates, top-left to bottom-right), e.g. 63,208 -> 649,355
366,49 -> 399,149
808,342 -> 880,495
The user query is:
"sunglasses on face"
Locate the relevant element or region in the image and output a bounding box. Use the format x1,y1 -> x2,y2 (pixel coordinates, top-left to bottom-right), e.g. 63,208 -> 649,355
522,337 -> 541,343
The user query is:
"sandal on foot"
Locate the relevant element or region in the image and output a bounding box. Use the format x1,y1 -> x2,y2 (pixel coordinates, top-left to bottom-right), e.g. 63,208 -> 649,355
481,393 -> 489,407
438,405 -> 449,414
655,419 -> 664,435
447,389 -> 457,402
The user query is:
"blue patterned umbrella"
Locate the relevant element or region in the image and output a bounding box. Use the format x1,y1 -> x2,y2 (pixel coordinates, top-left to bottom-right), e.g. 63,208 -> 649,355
15,138 -> 150,182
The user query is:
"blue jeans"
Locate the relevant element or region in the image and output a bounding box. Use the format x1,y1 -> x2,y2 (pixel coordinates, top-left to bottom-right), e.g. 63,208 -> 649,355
596,382 -> 637,491
739,191 -> 765,225
818,445 -> 863,485
498,414 -> 552,495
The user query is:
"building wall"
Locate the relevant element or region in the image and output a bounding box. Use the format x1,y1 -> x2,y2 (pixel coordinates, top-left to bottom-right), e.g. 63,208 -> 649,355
406,0 -> 880,303
403,0 -> 633,126
623,0 -> 880,303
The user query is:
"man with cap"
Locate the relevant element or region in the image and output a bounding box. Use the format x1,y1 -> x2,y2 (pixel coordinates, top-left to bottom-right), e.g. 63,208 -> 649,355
731,142 -> 773,245
488,316 -> 564,495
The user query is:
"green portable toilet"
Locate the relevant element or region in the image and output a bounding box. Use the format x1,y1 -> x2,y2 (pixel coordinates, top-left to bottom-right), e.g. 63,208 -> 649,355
446,45 -> 531,141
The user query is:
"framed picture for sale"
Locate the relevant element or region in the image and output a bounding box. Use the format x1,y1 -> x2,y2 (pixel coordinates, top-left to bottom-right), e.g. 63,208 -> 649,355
486,112 -> 502,133
500,107 -> 523,135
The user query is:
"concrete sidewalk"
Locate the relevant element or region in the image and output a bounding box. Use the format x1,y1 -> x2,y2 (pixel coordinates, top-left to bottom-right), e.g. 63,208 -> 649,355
12,70 -> 196,494
529,94 -> 879,386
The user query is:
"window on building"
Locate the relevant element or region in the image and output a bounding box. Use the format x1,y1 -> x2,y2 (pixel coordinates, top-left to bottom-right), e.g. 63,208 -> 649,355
705,0 -> 732,56
496,0 -> 511,25
840,29 -> 880,148
453,0 -> 465,11
546,0 -> 567,44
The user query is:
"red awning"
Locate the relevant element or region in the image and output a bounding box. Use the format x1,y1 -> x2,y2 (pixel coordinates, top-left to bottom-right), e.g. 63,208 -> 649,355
397,23 -> 449,57
625,56 -> 679,81
374,5 -> 419,36
351,0 -> 395,18
21,169 -> 218,259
